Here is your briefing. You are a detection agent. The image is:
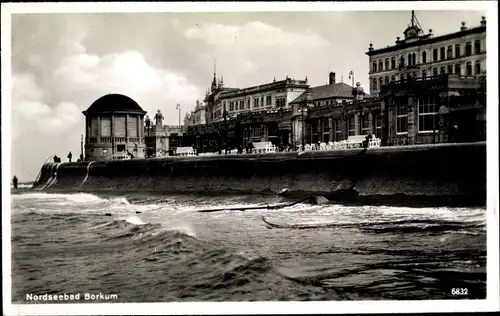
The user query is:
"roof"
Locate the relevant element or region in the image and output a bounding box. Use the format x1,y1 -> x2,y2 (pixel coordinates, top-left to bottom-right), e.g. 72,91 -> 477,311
83,94 -> 146,115
366,25 -> 486,56
290,83 -> 357,104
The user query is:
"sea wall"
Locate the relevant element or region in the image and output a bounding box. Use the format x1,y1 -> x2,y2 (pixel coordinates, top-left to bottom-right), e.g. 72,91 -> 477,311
32,142 -> 487,207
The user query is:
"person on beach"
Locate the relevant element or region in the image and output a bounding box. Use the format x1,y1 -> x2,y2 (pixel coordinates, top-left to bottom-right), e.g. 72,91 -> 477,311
12,175 -> 18,189
67,151 -> 73,162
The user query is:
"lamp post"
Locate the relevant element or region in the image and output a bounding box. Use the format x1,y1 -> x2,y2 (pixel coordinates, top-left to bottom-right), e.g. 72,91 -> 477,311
302,92 -> 312,151
176,104 -> 181,126
223,107 -> 228,154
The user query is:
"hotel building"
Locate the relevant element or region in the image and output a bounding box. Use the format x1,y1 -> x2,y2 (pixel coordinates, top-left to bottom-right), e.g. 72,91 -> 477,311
367,11 -> 486,97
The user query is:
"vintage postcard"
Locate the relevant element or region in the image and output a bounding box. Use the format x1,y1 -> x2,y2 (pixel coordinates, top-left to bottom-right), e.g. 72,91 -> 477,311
2,1 -> 499,315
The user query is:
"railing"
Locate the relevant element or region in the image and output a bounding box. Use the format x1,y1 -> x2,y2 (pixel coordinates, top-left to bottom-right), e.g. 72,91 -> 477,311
33,155 -> 54,186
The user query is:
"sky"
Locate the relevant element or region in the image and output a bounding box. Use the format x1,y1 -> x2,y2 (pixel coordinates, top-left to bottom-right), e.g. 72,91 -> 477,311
7,5 -> 487,181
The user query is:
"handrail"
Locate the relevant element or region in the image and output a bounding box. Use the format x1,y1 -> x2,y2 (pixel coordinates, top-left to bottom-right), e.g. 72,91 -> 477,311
33,155 -> 53,186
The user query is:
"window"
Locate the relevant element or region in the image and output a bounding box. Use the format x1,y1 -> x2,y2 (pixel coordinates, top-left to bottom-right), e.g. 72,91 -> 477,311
447,45 -> 453,59
455,44 -> 461,58
433,48 -> 438,61
400,56 -> 405,67
333,119 -> 342,141
379,60 -> 383,71
455,64 -> 461,75
395,97 -> 408,134
440,67 -> 446,74
229,102 -> 234,111
385,58 -> 389,70
433,68 -> 438,76
276,98 -> 286,109
266,95 -> 272,106
374,113 -> 382,139
408,53 -> 412,65
475,61 -> 481,75
418,95 -> 438,132
447,65 -> 453,74
465,41 -> 472,56
385,76 -> 390,85
412,53 -> 416,65
253,98 -> 259,108
240,100 -> 244,110
466,62 -> 472,75
347,116 -> 356,136
391,57 -> 396,69
422,51 -> 427,63
400,74 -> 405,81
422,70 -> 427,78
247,99 -> 251,109
373,78 -> 378,90
391,75 -> 396,81
321,118 -> 330,143
361,113 -> 370,135
474,40 -> 481,54
372,61 -> 377,72
440,47 -> 445,60
253,126 -> 263,138
379,78 -> 384,89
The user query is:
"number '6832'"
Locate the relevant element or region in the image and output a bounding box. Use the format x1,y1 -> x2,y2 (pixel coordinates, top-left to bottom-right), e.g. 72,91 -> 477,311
451,288 -> 468,295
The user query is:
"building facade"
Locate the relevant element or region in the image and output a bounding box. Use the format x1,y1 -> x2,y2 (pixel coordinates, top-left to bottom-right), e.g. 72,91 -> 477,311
184,100 -> 207,127
83,94 -> 146,161
204,73 -> 309,124
367,11 -> 486,98
144,110 -> 185,157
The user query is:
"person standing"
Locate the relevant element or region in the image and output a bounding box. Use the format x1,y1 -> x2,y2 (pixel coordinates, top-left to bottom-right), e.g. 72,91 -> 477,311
12,175 -> 18,189
67,151 -> 72,162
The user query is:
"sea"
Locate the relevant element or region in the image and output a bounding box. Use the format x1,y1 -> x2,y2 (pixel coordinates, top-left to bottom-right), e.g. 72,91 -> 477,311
10,185 -> 487,302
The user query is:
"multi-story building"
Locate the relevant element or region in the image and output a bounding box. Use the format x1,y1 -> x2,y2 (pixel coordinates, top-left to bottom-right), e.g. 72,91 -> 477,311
366,11 -> 486,97
185,10 -> 486,152
184,100 -> 206,127
289,72 -> 365,144
204,72 -> 309,124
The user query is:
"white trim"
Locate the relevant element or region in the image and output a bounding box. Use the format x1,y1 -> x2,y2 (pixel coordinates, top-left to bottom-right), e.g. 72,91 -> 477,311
396,132 -> 408,135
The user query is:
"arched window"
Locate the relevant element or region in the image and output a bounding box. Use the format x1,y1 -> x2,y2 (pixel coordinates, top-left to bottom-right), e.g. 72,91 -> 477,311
400,56 -> 405,67
379,60 -> 384,71
372,61 -> 377,72
385,58 -> 389,70
391,57 -> 396,69
373,78 -> 378,90
412,53 -> 416,64
422,51 -> 427,63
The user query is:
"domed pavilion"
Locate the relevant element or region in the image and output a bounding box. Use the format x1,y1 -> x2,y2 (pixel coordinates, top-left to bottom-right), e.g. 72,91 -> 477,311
82,94 -> 147,161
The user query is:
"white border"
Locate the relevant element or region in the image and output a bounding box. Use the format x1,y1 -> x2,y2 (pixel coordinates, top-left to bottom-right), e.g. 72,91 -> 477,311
2,1 -> 499,315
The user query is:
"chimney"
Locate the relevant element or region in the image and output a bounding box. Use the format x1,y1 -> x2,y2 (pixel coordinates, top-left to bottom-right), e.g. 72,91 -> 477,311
480,16 -> 486,27
329,72 -> 336,85
428,29 -> 433,37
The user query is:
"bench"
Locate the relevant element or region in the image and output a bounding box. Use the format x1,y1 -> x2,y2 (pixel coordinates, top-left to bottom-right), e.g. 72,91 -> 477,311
252,141 -> 277,153
174,147 -> 196,156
